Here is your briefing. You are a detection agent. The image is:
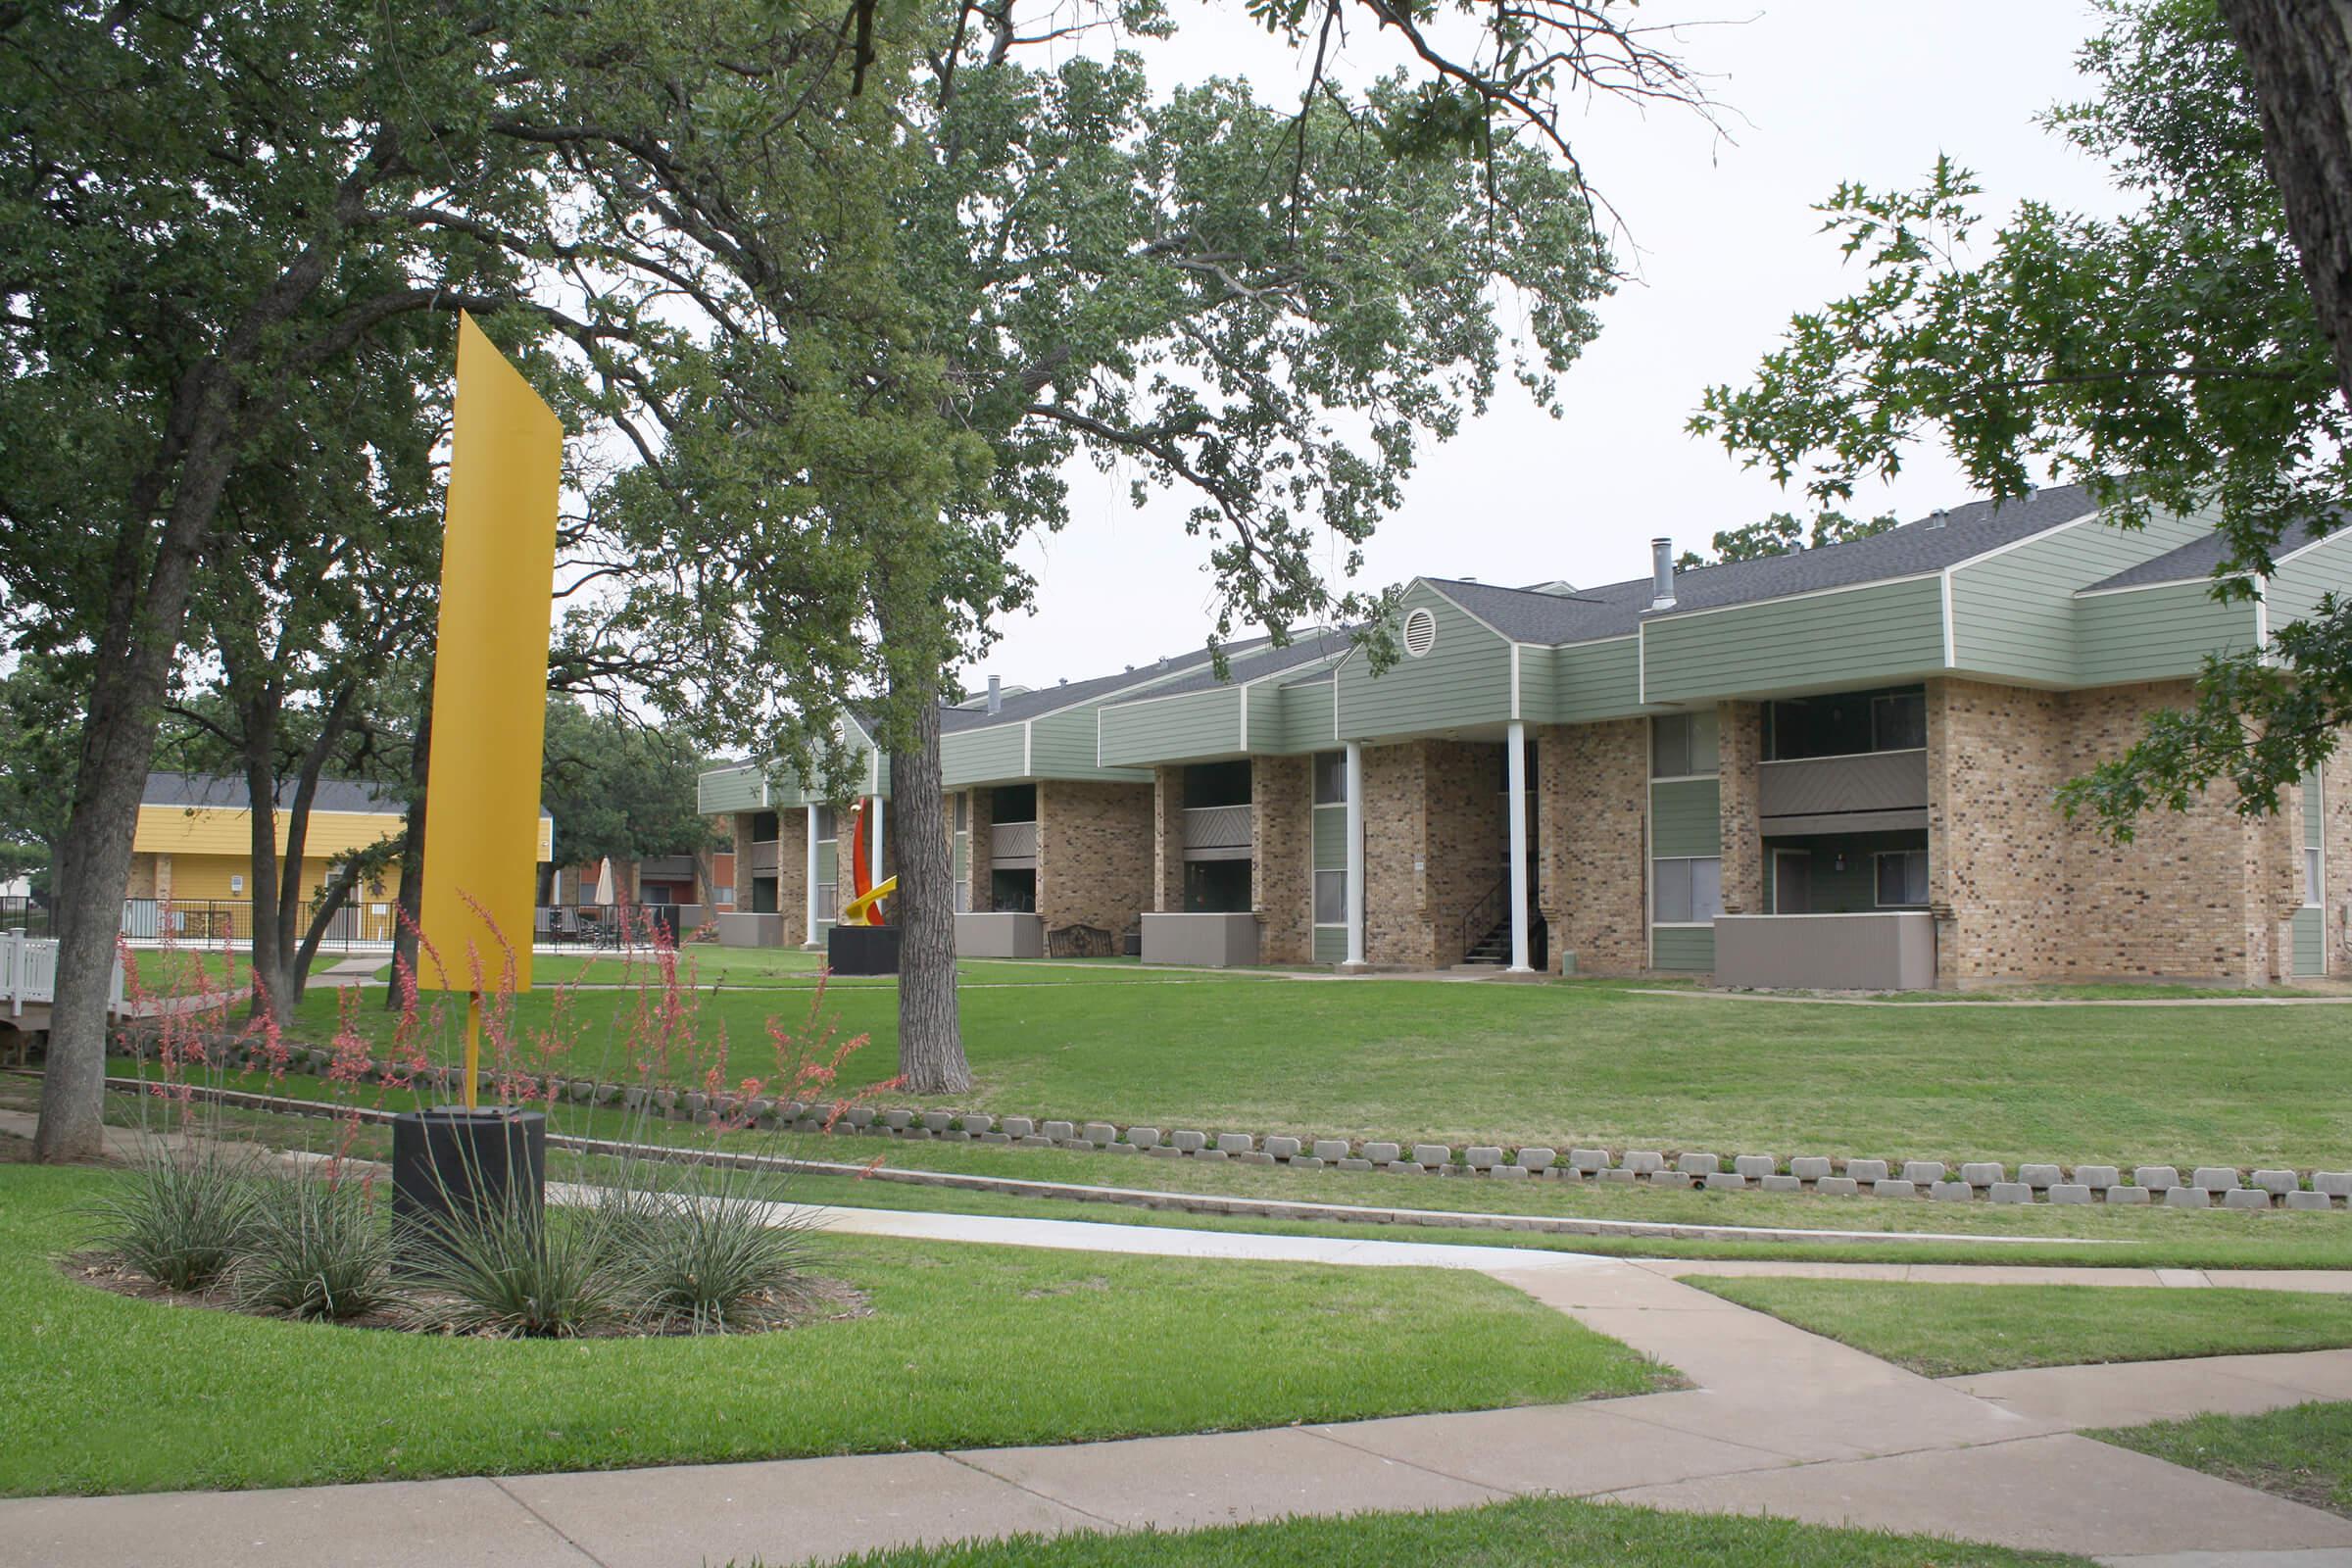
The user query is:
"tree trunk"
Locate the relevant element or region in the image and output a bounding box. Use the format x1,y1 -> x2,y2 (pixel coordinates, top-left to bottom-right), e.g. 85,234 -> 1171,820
2226,1 -> 2352,409
386,700 -> 431,1004
890,694 -> 968,1094
243,733 -> 290,1026
36,370 -> 241,1162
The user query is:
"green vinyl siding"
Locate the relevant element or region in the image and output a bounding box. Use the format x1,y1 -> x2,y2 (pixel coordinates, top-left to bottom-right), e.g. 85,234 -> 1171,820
1029,708 -> 1151,780
952,831 -> 968,885
1649,777 -> 1721,858
1274,681 -> 1338,751
1513,643 -> 1556,720
1336,583 -> 1513,740
2075,582 -> 2258,685
1651,925 -> 1714,972
1641,576 -> 1946,705
1313,925 -> 1348,963
814,841 -> 837,884
1552,638 -> 1644,722
1948,508 -> 2208,682
2270,531 -> 2352,627
941,723 -> 1027,789
1099,687 -> 1245,766
698,764 -> 766,814
2294,907 -> 2324,976
1311,804 -> 1347,868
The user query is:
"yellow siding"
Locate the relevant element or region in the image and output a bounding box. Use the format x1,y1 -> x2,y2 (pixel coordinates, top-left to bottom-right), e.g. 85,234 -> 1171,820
158,854 -> 407,904
134,806 -> 406,860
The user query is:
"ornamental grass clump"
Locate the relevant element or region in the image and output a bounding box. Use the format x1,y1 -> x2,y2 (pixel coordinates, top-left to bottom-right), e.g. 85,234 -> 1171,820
400,1199 -> 620,1340
92,1141 -> 256,1293
230,1167 -> 397,1322
609,1165 -> 817,1335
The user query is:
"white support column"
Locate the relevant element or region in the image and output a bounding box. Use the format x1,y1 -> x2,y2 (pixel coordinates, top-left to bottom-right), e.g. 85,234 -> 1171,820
805,805 -> 820,947
1506,720 -> 1532,973
1344,741 -> 1366,967
870,796 -> 885,887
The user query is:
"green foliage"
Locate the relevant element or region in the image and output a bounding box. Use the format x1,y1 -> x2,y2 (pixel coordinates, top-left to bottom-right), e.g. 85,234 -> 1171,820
604,1163 -> 820,1334
540,700 -> 722,871
228,1168 -> 398,1322
399,1200 -> 621,1341
90,1142 -> 257,1294
1688,0 -> 2352,831
0,654 -> 79,890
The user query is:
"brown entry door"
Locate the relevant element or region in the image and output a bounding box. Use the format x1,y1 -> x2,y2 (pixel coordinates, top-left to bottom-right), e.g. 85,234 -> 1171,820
1774,852 -> 1811,914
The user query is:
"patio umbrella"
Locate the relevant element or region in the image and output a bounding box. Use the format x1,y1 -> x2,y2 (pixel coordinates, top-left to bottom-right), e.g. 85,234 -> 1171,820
593,857 -> 616,906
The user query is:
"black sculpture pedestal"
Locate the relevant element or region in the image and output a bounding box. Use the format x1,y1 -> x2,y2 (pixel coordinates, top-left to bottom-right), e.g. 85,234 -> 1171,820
826,923 -> 902,976
390,1105 -> 547,1266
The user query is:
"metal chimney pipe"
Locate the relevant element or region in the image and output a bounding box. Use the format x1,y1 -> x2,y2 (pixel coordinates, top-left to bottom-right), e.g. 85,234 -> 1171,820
1650,538 -> 1677,611
986,674 -> 1003,715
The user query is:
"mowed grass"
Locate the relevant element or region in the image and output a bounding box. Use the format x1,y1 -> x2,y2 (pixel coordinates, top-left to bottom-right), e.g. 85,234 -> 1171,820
0,1164 -> 1667,1497
782,1495 -> 2092,1568
2095,1401 -> 2352,1519
277,965 -> 2352,1169
1690,1278 -> 2352,1377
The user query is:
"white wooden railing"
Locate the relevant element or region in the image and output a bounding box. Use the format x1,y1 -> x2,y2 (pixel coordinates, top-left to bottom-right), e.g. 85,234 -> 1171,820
1,931 -> 123,1017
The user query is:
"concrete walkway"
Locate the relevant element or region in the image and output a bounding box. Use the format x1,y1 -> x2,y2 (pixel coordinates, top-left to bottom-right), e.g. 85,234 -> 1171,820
8,1191 -> 2352,1568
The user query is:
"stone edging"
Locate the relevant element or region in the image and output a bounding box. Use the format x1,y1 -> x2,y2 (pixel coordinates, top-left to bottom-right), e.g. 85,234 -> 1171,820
113,1037 -> 2348,1214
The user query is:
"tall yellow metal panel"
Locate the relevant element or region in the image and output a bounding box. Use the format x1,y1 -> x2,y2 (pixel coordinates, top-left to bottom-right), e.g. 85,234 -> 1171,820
418,314 -> 561,1016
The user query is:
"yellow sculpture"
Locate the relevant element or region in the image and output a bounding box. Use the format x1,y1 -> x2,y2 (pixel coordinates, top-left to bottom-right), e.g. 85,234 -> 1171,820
416,313 -> 562,1106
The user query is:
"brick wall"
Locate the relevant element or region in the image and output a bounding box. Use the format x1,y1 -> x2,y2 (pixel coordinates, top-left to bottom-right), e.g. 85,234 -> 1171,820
965,789 -> 993,912
1717,702 -> 1763,914
1251,755 -> 1313,964
1930,677 -> 2303,983
1037,781 -> 1153,937
1424,740 -> 1504,966
776,807 -> 809,945
1538,718 -> 1648,975
1360,742 -> 1427,965
1152,766 -> 1185,911
2327,748 -> 2352,975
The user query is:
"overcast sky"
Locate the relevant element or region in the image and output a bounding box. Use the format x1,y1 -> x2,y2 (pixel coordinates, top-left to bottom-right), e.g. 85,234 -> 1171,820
961,0 -> 2127,693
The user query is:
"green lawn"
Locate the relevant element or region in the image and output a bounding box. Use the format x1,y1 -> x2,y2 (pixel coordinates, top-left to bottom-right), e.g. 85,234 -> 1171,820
266,967 -> 2352,1170
0,1164 -> 1666,1496
1691,1278 -> 2352,1377
2095,1401 -> 2352,1518
775,1496 -> 2090,1567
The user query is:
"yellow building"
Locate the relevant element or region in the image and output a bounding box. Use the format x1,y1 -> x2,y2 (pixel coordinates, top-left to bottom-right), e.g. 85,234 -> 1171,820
125,773 -> 553,941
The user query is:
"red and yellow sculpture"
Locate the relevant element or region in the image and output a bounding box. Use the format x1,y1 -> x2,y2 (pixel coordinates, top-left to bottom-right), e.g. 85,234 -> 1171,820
842,798 -> 897,926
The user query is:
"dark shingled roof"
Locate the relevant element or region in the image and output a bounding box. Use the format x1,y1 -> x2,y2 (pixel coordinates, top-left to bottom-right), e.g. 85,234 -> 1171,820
1429,483 -> 2104,646
1116,629 -> 1353,701
940,640 -> 1260,733
143,772 -> 403,815
2082,517 -> 2330,593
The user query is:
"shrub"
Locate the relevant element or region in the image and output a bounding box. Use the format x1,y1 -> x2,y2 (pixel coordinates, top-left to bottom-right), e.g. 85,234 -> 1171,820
609,1163 -> 817,1334
399,1198 -> 619,1339
230,1167 -> 397,1321
91,1140 -> 255,1292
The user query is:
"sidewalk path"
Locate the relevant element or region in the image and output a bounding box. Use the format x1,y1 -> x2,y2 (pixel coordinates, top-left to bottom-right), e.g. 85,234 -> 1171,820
8,1190 -> 2352,1568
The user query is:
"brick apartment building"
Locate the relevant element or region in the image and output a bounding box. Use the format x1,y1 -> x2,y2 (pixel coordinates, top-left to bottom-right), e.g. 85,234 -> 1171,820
700,485 -> 2352,988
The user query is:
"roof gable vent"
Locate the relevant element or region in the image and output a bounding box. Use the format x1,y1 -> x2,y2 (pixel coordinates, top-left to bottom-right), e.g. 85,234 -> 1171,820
1401,606 -> 1439,658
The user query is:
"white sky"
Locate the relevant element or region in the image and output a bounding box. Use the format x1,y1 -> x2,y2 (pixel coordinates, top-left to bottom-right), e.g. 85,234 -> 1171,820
961,0 -> 2127,693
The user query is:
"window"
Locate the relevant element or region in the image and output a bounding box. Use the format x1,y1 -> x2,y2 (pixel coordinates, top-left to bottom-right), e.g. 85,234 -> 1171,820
1875,850 -> 1930,906
1872,691 -> 1927,751
954,793 -> 968,831
1652,857 -> 1722,924
714,884 -> 735,907
1313,868 -> 1346,924
1312,750 -> 1348,806
2306,846 -> 2325,907
1650,712 -> 1719,778
954,882 -> 972,913
751,810 -> 779,841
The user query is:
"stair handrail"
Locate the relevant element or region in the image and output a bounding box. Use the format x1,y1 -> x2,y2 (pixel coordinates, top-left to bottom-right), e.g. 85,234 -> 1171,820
1460,875 -> 1509,960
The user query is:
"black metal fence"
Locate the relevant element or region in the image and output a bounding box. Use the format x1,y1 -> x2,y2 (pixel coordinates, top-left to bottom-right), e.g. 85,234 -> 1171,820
535,902 -> 690,949
0,896 -> 51,935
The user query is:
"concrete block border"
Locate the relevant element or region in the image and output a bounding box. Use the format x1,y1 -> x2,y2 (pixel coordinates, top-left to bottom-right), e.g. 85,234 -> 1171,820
99,1029 -> 2352,1215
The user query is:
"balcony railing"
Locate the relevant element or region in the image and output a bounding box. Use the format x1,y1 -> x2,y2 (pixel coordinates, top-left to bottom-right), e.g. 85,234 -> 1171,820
750,839 -> 780,873
1182,804 -> 1252,861
990,819 -> 1038,865
1758,749 -> 1928,828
